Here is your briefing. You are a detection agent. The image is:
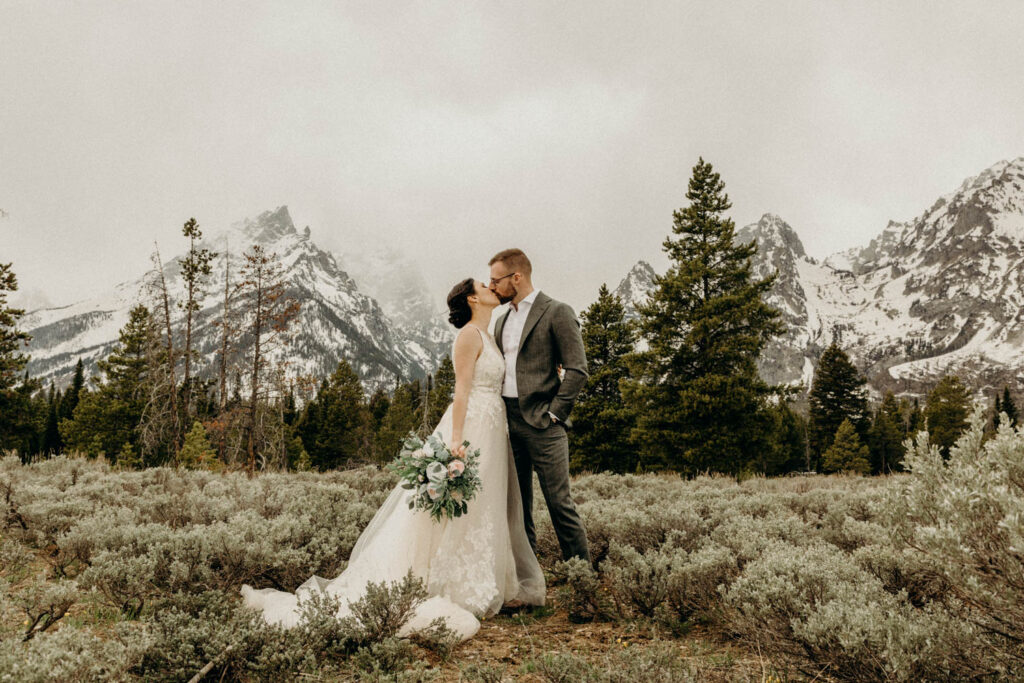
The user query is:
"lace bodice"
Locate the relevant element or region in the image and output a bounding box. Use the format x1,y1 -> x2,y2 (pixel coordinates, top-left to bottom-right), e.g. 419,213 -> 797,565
463,325 -> 504,396
461,325 -> 507,431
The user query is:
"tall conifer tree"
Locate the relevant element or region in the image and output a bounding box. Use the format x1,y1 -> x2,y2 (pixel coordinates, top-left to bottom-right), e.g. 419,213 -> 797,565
42,383 -> 62,455
807,343 -> 868,468
0,262 -> 37,455
821,419 -> 871,474
759,400 -> 807,475
627,158 -> 784,475
307,360 -> 367,470
868,391 -> 905,474
60,359 -> 86,421
427,356 -> 455,428
570,284 -> 636,474
924,375 -> 970,457
376,381 -> 419,464
179,218 -> 217,436
1000,386 -> 1018,427
61,305 -> 154,462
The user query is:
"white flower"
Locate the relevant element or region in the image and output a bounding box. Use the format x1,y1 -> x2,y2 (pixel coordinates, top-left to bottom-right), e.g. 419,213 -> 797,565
426,461 -> 447,484
427,483 -> 445,500
448,460 -> 465,478
411,448 -> 427,460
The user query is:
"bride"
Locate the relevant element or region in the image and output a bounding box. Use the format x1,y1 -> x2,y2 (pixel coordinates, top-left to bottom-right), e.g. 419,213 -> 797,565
241,278 -> 546,641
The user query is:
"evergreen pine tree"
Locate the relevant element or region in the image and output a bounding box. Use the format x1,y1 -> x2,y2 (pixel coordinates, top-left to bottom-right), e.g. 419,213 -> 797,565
179,420 -> 219,470
61,305 -> 154,461
178,218 -> 217,435
821,419 -> 871,474
427,356 -> 455,428
0,262 -> 38,456
868,391 -> 905,474
570,284 -> 636,474
807,343 -> 868,468
282,387 -> 297,426
367,387 -> 391,431
1001,386 -> 1018,427
924,375 -> 971,457
366,387 -> 391,461
307,360 -> 368,470
289,435 -> 312,471
408,378 -> 424,429
296,379 -> 325,462
42,383 -> 62,455
994,392 -> 1003,430
376,381 -> 419,464
117,441 -> 142,470
627,158 -> 784,475
759,400 -> 807,475
907,397 -> 924,437
60,359 -> 86,421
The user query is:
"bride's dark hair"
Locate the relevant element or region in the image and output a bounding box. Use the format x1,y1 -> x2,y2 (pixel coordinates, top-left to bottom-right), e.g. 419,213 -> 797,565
446,278 -> 476,329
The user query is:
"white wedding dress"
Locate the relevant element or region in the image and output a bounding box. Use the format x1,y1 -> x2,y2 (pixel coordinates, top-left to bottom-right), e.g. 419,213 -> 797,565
241,324 -> 546,641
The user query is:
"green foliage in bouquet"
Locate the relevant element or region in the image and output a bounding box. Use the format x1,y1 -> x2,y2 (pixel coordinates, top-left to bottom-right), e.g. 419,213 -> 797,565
387,432 -> 481,522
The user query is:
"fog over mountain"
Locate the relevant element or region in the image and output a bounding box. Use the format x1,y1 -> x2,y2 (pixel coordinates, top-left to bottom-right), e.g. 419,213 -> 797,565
22,207 -> 453,395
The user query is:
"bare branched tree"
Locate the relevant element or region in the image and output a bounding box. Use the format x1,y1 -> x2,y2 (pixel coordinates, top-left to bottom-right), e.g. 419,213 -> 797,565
144,245 -> 180,462
136,305 -> 177,466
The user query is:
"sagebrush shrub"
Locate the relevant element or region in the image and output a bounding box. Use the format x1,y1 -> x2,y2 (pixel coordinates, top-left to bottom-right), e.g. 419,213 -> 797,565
886,408 -> 1024,673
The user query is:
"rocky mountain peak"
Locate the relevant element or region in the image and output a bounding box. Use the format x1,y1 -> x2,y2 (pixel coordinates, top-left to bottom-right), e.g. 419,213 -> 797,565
743,213 -> 807,259
233,206 -> 297,243
613,260 -> 655,320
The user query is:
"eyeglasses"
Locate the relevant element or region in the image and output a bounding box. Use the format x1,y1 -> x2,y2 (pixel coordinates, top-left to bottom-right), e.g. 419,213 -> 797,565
489,273 -> 516,286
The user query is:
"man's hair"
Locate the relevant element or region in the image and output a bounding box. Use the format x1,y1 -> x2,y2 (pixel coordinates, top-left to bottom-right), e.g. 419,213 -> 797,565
488,248 -> 532,277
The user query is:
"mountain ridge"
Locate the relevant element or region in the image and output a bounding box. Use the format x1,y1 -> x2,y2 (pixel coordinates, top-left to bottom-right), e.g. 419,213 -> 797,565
615,156 -> 1024,396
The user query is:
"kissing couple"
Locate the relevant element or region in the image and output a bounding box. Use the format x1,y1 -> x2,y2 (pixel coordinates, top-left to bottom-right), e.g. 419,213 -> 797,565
242,247 -> 592,641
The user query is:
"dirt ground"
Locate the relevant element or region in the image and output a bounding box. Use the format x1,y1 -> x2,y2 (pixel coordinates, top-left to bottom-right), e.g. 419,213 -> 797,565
427,592 -> 769,682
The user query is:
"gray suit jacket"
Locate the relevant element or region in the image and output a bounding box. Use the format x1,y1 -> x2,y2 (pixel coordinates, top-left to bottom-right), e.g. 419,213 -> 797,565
495,291 -> 589,430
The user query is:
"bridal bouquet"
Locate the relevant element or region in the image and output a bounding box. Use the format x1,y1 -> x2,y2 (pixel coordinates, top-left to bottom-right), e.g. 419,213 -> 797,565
387,432 -> 482,522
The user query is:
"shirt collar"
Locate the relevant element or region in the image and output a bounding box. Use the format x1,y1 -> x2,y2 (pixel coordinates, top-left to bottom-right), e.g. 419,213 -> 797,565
512,289 -> 539,312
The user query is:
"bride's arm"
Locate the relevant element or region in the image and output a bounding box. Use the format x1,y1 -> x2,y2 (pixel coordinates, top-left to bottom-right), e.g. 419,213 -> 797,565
449,327 -> 482,454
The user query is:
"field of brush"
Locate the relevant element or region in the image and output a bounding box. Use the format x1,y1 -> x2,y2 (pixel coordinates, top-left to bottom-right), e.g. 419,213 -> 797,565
2,417 -> 1022,681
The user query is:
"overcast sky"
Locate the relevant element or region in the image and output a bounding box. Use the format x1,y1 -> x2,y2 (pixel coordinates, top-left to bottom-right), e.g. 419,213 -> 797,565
3,1 -> 1023,313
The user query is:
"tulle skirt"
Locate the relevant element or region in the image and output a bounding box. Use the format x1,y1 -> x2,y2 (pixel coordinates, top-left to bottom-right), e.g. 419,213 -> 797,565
240,395 -> 545,641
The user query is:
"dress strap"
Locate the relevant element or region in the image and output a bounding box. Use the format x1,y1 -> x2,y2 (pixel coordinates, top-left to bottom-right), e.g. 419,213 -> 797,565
464,323 -> 487,339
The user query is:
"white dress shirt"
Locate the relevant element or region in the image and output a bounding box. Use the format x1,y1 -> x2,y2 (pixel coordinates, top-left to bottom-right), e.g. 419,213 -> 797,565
501,289 -> 538,398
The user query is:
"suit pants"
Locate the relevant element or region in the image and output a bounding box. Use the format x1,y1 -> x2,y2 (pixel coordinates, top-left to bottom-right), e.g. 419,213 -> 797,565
504,397 -> 590,563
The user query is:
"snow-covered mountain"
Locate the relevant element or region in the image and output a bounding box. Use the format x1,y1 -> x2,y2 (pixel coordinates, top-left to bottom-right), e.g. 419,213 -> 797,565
338,247 -> 452,367
23,207 -> 453,394
615,157 -> 1024,396
613,260 -> 656,321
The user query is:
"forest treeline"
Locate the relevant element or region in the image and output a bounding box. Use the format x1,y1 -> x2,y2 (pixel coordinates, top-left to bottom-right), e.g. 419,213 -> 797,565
1,159 -> 1016,477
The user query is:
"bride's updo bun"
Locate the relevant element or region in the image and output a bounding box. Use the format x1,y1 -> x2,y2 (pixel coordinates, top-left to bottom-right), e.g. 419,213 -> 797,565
447,278 -> 475,329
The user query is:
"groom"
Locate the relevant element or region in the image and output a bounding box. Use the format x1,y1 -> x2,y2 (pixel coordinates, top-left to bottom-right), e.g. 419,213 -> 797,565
489,248 -> 591,566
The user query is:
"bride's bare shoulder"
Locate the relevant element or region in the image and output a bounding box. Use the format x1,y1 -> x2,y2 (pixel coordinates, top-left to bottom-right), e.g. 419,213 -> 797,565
453,325 -> 484,357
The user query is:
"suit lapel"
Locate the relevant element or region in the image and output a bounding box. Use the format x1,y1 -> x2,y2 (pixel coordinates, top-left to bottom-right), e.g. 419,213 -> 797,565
494,309 -> 509,354
517,291 -> 551,359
